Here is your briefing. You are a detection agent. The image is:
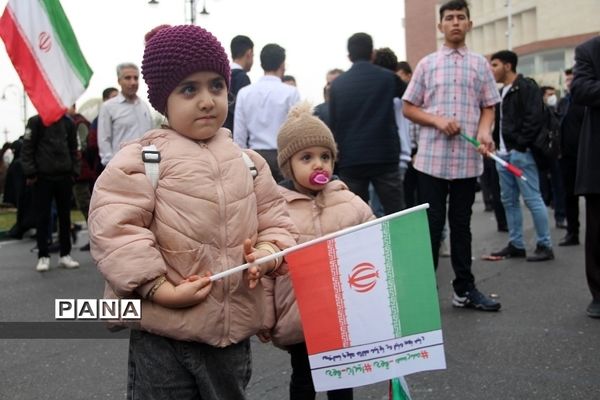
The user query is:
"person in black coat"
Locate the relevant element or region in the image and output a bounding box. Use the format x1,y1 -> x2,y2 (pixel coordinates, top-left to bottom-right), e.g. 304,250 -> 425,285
3,137 -> 36,239
224,35 -> 254,132
21,115 -> 81,271
314,68 -> 344,129
556,68 -> 585,246
329,32 -> 406,214
570,35 -> 600,319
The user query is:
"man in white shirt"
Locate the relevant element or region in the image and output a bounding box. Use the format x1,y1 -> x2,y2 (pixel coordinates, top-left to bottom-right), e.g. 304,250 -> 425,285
234,44 -> 301,182
97,63 -> 154,166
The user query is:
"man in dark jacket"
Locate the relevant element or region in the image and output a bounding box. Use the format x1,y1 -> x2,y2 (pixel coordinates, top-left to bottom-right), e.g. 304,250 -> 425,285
224,35 -> 253,132
4,137 -> 36,239
314,68 -> 344,129
556,68 -> 585,246
21,115 -> 80,272
329,32 -> 406,214
488,50 -> 554,262
570,35 -> 600,319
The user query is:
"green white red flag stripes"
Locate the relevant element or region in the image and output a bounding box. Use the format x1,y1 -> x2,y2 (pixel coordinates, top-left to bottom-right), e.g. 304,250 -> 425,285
0,0 -> 92,126
286,205 -> 446,392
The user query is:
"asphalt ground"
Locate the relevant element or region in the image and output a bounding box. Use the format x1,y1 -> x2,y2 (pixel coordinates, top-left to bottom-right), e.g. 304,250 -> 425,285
0,195 -> 598,399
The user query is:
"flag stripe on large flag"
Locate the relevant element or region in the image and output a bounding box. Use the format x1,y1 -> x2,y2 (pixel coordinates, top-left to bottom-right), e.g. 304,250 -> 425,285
334,224 -> 397,346
287,208 -> 441,355
386,211 -> 441,336
40,0 -> 92,83
0,0 -> 92,126
0,9 -> 59,121
286,240 -> 346,351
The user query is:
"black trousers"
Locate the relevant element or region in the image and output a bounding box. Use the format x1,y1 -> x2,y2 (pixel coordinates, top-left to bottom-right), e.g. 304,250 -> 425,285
559,157 -> 580,236
33,176 -> 73,258
403,162 -> 419,208
288,342 -> 353,400
417,171 -> 476,295
585,194 -> 600,302
338,165 -> 405,215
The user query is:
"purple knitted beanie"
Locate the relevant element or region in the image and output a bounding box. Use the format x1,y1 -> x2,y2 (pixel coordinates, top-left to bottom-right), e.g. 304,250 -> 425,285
141,24 -> 231,114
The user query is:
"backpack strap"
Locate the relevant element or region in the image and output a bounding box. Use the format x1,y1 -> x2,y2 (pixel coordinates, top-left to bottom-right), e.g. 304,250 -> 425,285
141,146 -> 255,189
142,144 -> 161,189
241,151 -> 257,179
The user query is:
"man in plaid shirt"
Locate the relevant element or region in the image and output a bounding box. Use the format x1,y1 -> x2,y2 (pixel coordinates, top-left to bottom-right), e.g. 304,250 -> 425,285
403,0 -> 501,311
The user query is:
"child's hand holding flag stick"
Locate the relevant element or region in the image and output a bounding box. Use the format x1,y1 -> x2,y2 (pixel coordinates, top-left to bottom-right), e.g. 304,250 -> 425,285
460,133 -> 527,181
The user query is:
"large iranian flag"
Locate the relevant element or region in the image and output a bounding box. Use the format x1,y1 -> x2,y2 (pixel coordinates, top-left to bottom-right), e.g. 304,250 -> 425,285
0,0 -> 92,126
286,205 -> 446,392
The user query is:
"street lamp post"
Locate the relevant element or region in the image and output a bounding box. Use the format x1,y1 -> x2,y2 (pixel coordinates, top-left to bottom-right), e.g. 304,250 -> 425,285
506,0 -> 513,50
148,0 -> 209,24
189,0 -> 197,25
1,83 -> 27,133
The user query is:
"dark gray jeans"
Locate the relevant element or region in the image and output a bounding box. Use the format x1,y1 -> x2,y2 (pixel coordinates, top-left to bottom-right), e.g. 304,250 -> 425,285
127,330 -> 252,400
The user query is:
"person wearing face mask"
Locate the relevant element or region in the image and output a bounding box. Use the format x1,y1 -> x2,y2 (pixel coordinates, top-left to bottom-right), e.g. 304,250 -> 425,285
540,86 -> 567,230
542,86 -> 558,109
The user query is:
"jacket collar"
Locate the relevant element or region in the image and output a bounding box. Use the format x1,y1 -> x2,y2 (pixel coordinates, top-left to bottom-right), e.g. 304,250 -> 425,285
230,61 -> 243,70
506,74 -> 526,94
350,60 -> 372,69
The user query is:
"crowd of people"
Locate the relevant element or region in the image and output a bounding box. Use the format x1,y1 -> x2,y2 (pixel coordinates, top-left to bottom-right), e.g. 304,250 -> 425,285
0,0 -> 598,398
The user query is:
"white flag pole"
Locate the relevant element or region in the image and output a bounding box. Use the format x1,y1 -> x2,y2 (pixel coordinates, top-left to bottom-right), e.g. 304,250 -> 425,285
209,203 -> 430,282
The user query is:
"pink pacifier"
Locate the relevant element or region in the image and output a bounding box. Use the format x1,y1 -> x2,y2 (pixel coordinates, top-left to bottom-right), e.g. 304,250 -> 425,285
309,171 -> 330,185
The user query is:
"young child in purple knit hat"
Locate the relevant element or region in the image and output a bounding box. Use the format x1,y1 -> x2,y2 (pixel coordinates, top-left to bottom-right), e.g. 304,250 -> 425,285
87,24 -> 296,399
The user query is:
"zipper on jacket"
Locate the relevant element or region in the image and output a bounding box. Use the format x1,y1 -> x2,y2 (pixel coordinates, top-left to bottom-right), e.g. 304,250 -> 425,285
312,202 -> 324,238
201,141 -> 231,344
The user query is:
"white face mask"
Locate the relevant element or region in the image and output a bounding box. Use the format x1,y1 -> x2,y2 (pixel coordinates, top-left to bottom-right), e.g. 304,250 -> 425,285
546,94 -> 557,107
3,149 -> 14,165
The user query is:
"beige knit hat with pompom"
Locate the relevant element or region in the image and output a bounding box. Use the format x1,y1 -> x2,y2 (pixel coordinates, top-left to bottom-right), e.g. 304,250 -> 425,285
277,101 -> 338,180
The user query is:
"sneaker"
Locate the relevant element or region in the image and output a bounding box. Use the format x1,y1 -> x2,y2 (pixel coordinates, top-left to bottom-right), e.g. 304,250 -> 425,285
526,244 -> 554,262
439,239 -> 450,257
58,255 -> 80,269
79,242 -> 90,251
452,288 -> 501,311
36,257 -> 50,272
490,242 -> 526,258
587,300 -> 600,319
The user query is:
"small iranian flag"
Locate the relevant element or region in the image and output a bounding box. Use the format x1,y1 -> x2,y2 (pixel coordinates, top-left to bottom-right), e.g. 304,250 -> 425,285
0,0 -> 93,126
286,205 -> 446,392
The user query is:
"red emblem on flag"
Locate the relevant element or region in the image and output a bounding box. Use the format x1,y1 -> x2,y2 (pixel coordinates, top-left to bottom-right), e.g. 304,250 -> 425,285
38,32 -> 51,52
348,263 -> 379,293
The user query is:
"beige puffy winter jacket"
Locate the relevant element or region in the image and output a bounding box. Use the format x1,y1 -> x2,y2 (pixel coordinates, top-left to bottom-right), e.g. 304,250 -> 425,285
89,128 -> 296,347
